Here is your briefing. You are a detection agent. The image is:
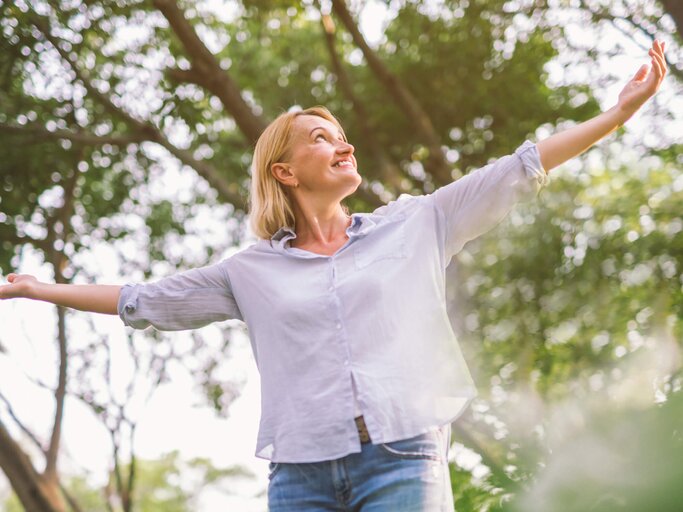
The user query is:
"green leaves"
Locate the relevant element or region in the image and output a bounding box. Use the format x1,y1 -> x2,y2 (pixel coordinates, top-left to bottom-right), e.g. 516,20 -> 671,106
1,1 -> 680,509
450,152 -> 682,506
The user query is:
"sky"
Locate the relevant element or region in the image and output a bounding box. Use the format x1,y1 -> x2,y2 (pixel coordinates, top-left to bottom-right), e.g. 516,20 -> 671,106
0,1 -> 681,510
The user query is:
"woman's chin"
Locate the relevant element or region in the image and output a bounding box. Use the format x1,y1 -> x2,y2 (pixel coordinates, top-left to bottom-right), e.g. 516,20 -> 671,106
330,165 -> 359,175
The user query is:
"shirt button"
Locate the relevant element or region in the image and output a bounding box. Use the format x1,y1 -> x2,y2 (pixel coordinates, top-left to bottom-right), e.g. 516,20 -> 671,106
336,323 -> 342,330
328,286 -> 334,291
344,360 -> 349,366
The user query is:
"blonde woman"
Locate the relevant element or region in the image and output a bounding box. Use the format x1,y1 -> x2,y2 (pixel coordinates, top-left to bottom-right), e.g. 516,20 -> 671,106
1,40 -> 666,511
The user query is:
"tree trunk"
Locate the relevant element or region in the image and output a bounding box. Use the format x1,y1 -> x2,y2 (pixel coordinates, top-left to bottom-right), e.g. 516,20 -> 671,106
0,423 -> 65,512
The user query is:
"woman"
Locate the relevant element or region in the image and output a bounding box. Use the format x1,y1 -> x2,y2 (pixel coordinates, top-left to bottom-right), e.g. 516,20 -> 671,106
0,40 -> 667,511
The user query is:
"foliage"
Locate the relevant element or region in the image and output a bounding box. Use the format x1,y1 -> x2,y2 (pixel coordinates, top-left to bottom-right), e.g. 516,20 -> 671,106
500,390 -> 683,512
0,0 -> 681,510
445,148 -> 682,508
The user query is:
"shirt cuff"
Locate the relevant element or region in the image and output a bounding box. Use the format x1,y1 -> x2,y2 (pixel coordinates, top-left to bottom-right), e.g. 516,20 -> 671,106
117,283 -> 139,327
515,140 -> 549,189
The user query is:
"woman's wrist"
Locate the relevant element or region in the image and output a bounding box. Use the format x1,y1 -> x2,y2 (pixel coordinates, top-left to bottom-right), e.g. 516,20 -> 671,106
28,281 -> 49,301
611,103 -> 637,128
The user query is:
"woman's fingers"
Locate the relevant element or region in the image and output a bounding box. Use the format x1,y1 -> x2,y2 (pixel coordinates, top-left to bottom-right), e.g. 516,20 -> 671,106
650,40 -> 663,62
0,274 -> 36,299
654,39 -> 667,68
653,52 -> 666,82
657,42 -> 668,75
647,40 -> 667,85
650,53 -> 662,80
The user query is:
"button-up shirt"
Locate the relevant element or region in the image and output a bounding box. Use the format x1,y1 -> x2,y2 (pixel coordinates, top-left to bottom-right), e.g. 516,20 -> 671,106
118,140 -> 548,462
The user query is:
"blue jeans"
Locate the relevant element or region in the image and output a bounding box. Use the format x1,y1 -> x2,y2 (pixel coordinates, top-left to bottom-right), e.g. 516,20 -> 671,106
267,424 -> 455,511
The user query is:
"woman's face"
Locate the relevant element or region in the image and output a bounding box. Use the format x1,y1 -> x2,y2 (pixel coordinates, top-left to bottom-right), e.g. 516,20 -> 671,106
272,114 -> 362,198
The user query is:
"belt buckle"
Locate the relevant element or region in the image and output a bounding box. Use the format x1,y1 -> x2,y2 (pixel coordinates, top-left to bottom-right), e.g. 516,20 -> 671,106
355,415 -> 371,443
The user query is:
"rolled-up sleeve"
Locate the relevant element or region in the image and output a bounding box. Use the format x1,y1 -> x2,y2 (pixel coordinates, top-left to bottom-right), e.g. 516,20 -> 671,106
117,260 -> 243,331
428,140 -> 548,262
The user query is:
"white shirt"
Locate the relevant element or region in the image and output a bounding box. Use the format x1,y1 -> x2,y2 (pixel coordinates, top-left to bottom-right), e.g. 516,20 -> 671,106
118,140 -> 548,462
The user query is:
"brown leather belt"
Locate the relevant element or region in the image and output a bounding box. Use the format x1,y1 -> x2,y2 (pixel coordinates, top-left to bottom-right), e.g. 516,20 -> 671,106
355,415 -> 371,443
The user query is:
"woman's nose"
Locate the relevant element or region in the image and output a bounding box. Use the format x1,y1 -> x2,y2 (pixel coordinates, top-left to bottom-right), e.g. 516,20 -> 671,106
337,140 -> 354,154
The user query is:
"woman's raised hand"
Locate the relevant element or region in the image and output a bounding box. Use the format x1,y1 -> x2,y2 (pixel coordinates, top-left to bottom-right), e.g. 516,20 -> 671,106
0,273 -> 38,300
616,39 -> 667,123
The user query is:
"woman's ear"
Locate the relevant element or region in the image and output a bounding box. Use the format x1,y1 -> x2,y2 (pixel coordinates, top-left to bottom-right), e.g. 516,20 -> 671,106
271,162 -> 297,188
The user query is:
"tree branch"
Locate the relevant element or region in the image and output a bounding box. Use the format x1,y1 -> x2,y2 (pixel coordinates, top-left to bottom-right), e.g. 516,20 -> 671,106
152,0 -> 267,143
319,12 -> 409,194
0,392 -> 46,455
659,0 -> 683,41
579,0 -> 683,81
44,306 -> 67,479
155,1 -> 396,208
0,124 -> 146,146
29,13 -> 149,134
124,424 -> 137,512
44,162 -> 78,263
154,137 -> 248,209
28,9 -> 246,208
1,228 -> 52,255
109,427 -> 127,512
331,0 -> 456,184
164,67 -> 210,89
44,164 -> 78,478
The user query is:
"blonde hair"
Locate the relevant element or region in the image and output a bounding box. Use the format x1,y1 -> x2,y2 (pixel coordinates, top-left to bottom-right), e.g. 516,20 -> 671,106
248,106 -> 350,240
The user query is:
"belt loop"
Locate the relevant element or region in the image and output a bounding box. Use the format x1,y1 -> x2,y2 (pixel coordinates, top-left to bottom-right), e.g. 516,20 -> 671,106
355,415 -> 371,443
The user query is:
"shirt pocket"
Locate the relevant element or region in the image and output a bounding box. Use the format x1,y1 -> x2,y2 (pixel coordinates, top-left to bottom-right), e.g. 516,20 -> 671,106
353,214 -> 408,270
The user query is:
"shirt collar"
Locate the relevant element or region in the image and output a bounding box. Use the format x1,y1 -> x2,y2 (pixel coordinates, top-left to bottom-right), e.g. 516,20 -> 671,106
271,226 -> 296,243
270,213 -> 370,249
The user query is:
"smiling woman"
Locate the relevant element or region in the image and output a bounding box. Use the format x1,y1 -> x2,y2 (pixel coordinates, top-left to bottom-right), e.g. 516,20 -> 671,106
0,39 -> 668,512
248,106 -> 362,254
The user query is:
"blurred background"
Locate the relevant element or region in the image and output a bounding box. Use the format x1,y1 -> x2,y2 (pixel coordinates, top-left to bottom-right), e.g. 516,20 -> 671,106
0,0 -> 681,510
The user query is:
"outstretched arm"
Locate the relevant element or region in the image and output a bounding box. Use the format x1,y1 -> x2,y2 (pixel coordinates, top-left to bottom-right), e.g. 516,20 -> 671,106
537,39 -> 667,173
2,261 -> 242,331
0,274 -> 120,315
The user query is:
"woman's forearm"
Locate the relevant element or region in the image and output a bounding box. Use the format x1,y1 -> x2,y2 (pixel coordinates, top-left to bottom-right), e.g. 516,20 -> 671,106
535,105 -> 627,173
29,282 -> 122,315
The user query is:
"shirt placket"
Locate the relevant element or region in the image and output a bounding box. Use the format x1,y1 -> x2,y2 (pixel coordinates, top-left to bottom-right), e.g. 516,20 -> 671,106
328,254 -> 365,450
329,259 -> 353,372
280,228 -> 365,451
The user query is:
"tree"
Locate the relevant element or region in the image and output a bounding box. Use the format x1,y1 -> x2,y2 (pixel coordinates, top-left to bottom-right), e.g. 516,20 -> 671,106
574,0 -> 682,81
1,0 -> 680,510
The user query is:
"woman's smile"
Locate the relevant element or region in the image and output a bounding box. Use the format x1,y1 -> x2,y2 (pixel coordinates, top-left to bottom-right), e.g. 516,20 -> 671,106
331,158 -> 356,171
